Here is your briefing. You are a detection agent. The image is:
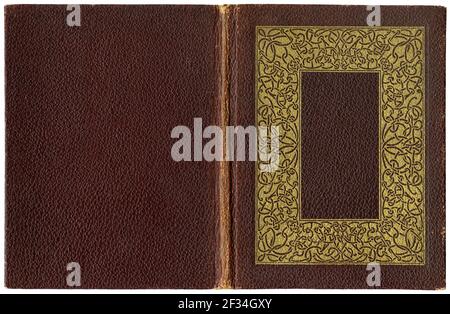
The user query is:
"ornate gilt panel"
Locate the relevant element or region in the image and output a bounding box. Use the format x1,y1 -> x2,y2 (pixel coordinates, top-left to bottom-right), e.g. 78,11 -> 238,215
255,27 -> 425,265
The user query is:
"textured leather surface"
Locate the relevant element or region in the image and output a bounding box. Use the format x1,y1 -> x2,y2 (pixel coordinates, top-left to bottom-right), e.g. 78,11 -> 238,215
5,4 -> 446,290
301,72 -> 379,219
6,5 -> 220,288
230,5 -> 445,289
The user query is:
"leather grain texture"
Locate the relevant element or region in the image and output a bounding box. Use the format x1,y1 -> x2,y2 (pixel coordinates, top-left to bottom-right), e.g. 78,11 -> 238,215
230,5 -> 445,289
5,4 -> 446,290
301,72 -> 379,219
6,5 -> 220,288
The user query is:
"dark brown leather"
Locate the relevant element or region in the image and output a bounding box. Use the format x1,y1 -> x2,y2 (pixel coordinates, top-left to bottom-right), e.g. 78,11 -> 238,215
230,5 -> 445,289
6,5 -> 220,288
5,4 -> 446,290
301,72 -> 379,219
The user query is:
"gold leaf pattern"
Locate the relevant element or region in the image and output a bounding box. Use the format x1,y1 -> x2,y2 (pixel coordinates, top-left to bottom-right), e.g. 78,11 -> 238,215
256,27 -> 425,265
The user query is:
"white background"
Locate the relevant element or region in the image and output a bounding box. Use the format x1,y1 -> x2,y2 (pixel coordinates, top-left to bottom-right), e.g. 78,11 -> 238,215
0,0 -> 448,294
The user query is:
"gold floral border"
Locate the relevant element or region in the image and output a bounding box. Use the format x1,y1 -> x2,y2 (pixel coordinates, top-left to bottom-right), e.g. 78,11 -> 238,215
255,27 -> 425,265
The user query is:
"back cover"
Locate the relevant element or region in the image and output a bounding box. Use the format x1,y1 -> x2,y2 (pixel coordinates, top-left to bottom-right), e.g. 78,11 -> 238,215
6,5 -> 221,288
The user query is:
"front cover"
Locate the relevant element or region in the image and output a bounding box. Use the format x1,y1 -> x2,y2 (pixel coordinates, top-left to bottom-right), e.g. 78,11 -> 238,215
231,5 -> 445,289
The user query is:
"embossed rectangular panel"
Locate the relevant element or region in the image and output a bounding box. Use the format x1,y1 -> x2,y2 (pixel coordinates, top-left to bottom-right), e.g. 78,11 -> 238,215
301,71 -> 379,219
255,27 -> 426,265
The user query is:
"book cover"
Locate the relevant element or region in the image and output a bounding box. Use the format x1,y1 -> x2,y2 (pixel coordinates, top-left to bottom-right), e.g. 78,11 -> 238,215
5,4 -> 446,289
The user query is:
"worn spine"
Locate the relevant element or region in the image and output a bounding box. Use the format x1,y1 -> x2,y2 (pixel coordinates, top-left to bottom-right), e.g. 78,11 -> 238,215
216,5 -> 233,289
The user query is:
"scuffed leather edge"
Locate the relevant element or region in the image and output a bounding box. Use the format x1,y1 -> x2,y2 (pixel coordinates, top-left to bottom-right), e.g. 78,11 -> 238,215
228,4 -> 240,289
426,5 -> 446,290
216,4 -> 233,289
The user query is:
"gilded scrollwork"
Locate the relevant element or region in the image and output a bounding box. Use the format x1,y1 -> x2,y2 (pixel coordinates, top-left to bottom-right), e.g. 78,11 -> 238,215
256,27 -> 425,264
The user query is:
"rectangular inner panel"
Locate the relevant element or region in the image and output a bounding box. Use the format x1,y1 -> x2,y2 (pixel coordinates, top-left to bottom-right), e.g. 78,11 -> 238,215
301,71 -> 379,219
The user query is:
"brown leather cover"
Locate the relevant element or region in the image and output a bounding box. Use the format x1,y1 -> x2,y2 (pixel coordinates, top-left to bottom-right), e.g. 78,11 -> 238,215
230,5 -> 445,289
5,5 -> 446,289
301,72 -> 379,219
6,5 -> 221,288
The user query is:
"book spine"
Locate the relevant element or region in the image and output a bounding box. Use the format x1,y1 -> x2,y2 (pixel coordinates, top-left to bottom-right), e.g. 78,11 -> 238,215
216,4 -> 233,289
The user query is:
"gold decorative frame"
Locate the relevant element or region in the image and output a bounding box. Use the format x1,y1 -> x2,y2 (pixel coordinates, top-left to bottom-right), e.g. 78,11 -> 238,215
255,26 -> 425,265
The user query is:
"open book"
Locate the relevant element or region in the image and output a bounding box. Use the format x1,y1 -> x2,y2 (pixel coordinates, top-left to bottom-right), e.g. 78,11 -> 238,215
5,5 -> 445,289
